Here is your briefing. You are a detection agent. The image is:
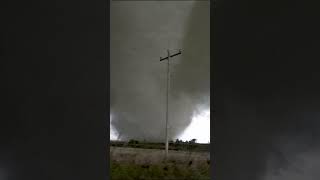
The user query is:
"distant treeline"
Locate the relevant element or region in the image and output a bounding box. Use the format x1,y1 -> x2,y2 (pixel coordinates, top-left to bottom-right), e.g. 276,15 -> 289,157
110,139 -> 210,152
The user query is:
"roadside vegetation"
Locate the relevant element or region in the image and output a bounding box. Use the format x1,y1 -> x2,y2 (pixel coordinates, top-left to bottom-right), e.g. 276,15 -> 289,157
110,138 -> 210,180
111,160 -> 210,180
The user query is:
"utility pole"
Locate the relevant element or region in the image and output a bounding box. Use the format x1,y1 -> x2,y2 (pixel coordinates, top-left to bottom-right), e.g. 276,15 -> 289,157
160,49 -> 182,159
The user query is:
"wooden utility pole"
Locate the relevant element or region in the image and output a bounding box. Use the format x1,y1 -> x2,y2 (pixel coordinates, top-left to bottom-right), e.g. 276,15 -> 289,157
160,49 -> 182,159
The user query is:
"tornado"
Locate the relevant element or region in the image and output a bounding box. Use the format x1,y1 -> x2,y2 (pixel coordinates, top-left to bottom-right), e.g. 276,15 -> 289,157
110,1 -> 210,142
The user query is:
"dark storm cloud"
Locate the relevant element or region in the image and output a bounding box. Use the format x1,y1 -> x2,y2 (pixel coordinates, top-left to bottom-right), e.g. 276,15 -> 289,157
215,0 -> 320,180
172,2 -> 210,99
110,1 -> 210,141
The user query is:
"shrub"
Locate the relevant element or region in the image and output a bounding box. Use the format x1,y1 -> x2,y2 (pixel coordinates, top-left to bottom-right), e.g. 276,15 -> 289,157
128,139 -> 139,145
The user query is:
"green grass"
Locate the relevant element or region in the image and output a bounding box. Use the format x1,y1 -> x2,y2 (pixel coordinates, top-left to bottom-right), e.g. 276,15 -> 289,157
111,161 -> 210,180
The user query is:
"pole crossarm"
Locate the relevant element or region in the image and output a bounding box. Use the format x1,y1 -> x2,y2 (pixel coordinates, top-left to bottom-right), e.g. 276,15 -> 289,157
160,50 -> 182,61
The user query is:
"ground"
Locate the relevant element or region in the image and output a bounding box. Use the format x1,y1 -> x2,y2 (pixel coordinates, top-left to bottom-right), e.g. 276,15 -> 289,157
110,146 -> 210,180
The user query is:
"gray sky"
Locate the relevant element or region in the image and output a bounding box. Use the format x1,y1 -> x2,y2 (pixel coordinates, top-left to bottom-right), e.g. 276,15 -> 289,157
110,1 -> 210,142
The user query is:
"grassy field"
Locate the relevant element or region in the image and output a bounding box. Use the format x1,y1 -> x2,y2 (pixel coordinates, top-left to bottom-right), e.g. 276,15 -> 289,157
110,146 -> 210,180
110,140 -> 210,152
